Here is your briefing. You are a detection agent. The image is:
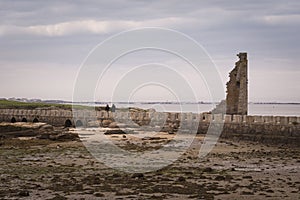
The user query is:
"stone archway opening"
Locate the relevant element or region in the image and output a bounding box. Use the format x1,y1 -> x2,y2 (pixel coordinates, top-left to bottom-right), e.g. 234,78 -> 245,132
11,117 -> 16,123
65,119 -> 72,128
21,118 -> 27,122
76,120 -> 83,127
33,118 -> 39,123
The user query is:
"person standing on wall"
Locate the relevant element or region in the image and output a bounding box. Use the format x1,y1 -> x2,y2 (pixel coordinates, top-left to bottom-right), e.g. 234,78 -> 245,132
111,104 -> 116,112
105,104 -> 110,113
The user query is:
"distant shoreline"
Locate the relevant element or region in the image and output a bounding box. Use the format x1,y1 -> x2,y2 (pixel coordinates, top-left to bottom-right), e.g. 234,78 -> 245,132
1,98 -> 300,106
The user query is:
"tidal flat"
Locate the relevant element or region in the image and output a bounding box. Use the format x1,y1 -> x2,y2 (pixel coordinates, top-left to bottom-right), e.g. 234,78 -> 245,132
0,130 -> 299,200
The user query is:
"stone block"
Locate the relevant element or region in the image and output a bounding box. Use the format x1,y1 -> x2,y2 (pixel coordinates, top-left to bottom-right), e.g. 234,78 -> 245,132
224,115 -> 232,123
130,112 -> 136,120
144,114 -> 150,121
180,113 -> 187,121
138,112 -> 145,121
254,116 -> 263,123
45,110 -> 50,116
245,116 -> 254,124
262,116 -> 273,124
187,113 -> 193,121
279,117 -> 288,125
67,111 -> 73,118
213,114 -> 223,122
274,116 -> 281,124
102,111 -> 108,118
170,113 -> 176,121
233,115 -> 243,123
198,113 -> 204,122
192,113 -> 200,122
96,111 -> 101,117
151,112 -> 159,121
84,111 -> 90,117
288,117 -> 297,125
100,111 -> 106,118
159,113 -> 168,121
203,114 -> 212,122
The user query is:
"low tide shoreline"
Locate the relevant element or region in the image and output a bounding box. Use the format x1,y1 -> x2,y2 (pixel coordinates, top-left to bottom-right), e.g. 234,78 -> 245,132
0,122 -> 299,199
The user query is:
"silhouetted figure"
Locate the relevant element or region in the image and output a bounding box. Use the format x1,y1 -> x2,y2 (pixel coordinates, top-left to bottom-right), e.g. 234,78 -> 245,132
105,104 -> 110,112
111,104 -> 116,112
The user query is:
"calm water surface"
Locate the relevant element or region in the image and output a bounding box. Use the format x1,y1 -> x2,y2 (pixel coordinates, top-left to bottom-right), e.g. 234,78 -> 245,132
114,103 -> 300,116
74,103 -> 300,116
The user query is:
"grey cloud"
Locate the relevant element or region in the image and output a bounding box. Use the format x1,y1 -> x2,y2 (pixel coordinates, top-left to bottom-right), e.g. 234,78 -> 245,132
0,0 -> 299,101
1,0 -> 298,25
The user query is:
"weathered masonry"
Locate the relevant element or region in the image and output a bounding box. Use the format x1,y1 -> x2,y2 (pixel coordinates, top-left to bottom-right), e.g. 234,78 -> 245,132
0,108 -> 300,145
0,53 -> 299,145
213,53 -> 248,115
0,109 -> 75,127
226,53 -> 248,115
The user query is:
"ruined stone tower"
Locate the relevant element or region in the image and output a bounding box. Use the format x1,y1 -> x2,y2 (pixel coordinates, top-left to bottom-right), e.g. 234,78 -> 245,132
212,52 -> 248,115
226,52 -> 248,115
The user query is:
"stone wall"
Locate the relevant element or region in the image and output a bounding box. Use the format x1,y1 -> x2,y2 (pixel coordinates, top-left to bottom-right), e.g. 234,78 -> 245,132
0,108 -> 299,145
0,109 -> 73,127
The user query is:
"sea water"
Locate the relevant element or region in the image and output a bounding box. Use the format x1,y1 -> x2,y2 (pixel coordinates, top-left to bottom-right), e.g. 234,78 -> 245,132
117,103 -> 300,116
75,102 -> 300,116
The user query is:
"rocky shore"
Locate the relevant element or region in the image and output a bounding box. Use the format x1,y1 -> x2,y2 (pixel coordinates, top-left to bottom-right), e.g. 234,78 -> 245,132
0,122 -> 299,199
0,122 -> 78,141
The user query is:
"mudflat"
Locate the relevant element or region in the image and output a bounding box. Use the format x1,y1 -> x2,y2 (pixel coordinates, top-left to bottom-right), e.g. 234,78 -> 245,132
0,129 -> 299,200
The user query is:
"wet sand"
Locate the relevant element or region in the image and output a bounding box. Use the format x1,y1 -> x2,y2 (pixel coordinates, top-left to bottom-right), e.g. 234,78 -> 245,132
0,129 -> 299,200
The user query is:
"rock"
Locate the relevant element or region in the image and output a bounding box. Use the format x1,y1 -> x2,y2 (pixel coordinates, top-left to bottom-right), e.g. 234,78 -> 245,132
241,191 -> 254,195
40,131 -> 79,141
18,190 -> 29,197
112,173 -> 121,178
40,124 -> 54,131
108,122 -> 119,128
131,173 -> 144,178
37,133 -> 50,139
51,194 -> 67,200
117,123 -> 128,128
142,136 -> 163,140
177,176 -> 186,182
55,133 -> 79,141
203,167 -> 213,173
242,175 -> 252,179
0,123 -> 41,138
49,134 -> 58,140
87,121 -> 100,127
225,175 -> 233,181
104,129 -> 133,135
215,175 -> 225,181
102,120 -> 113,127
94,192 -> 105,197
266,189 -> 274,193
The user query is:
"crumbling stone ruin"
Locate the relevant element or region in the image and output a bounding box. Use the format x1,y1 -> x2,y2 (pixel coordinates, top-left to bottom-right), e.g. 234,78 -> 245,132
226,52 -> 248,115
213,52 -> 248,115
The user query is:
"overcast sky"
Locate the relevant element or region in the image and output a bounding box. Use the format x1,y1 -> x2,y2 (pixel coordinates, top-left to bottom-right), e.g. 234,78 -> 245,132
0,0 -> 299,102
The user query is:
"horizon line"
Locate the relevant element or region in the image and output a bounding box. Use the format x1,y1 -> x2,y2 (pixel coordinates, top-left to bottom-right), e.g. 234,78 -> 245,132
2,98 -> 300,105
